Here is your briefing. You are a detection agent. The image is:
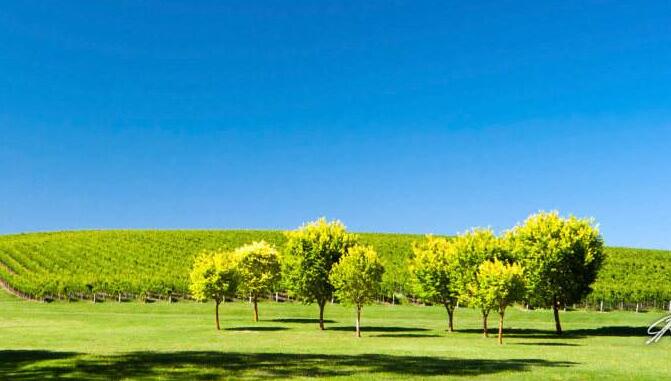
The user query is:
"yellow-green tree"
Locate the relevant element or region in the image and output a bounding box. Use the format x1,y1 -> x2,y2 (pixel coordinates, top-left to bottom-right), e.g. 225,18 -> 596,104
284,218 -> 358,330
507,211 -> 604,334
189,250 -> 239,330
236,241 -> 281,322
451,229 -> 511,335
474,259 -> 525,344
330,245 -> 385,337
410,236 -> 460,331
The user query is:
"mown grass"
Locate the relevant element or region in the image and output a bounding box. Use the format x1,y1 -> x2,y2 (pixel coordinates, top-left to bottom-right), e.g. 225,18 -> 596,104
1,290 -> 669,380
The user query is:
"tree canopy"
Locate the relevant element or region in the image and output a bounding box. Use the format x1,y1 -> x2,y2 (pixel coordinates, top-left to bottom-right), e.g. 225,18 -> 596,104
473,259 -> 525,344
507,211 -> 605,334
284,218 -> 358,329
410,236 -> 460,331
189,249 -> 240,330
236,241 -> 281,322
330,245 -> 385,337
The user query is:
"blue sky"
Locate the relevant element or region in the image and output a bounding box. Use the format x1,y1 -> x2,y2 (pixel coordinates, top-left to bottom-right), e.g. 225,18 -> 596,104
1,1 -> 670,248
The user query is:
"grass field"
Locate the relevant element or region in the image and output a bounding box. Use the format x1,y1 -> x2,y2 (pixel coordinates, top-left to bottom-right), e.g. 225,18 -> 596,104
1,290 -> 669,380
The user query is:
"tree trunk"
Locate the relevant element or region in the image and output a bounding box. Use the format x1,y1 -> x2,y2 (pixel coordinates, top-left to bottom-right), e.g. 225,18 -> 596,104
118,292 -> 122,303
445,303 -> 455,332
599,300 -> 603,312
215,299 -> 221,330
355,305 -> 361,338
553,296 -> 562,334
483,311 -> 489,337
498,311 -> 504,344
636,302 -> 640,313
253,299 -> 259,322
318,300 -> 326,330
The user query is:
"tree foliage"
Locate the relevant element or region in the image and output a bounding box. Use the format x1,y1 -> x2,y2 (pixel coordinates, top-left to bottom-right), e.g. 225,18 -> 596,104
189,249 -> 239,330
330,245 -> 385,337
473,259 -> 525,343
507,211 -> 605,333
410,236 -> 460,331
236,241 -> 281,322
455,229 -> 511,336
283,218 -> 358,329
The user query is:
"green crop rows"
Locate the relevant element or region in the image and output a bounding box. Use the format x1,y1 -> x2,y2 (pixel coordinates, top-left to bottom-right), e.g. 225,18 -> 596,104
0,230 -> 669,309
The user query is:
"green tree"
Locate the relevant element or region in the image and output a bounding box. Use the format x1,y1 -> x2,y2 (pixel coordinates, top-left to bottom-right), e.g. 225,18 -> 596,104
455,229 -> 511,336
507,211 -> 605,334
284,218 -> 358,330
189,250 -> 240,330
474,259 -> 525,344
330,245 -> 385,337
236,241 -> 281,322
410,236 -> 460,332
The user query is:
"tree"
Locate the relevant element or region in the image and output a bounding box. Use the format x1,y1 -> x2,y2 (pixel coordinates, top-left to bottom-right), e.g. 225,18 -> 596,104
410,236 -> 460,332
507,211 -> 605,334
330,245 -> 385,337
236,241 -> 281,322
189,250 -> 240,330
452,229 -> 512,335
473,259 -> 525,344
454,229 -> 511,336
284,218 -> 358,330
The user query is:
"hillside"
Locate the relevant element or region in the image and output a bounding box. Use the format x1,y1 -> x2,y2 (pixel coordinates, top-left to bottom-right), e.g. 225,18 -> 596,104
0,230 -> 669,309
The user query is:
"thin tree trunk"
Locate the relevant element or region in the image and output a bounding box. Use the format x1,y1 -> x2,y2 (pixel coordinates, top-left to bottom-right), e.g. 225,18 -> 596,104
118,292 -> 122,303
215,299 -> 221,330
445,303 -> 455,332
253,299 -> 259,322
498,311 -> 504,344
553,296 -> 562,334
356,305 -> 361,338
483,311 -> 489,337
318,300 -> 326,330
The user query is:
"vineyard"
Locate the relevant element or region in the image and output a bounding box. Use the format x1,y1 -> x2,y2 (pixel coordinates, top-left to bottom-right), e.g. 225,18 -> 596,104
0,230 -> 669,310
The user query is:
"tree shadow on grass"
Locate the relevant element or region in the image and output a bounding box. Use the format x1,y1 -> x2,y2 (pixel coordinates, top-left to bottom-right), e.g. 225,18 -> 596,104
514,342 -> 581,347
329,326 -> 429,333
225,327 -> 289,331
374,333 -> 442,338
270,318 -> 336,324
0,350 -> 576,380
459,326 -> 647,339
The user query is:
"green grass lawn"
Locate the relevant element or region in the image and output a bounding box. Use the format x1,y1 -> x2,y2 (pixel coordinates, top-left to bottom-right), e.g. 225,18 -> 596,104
1,290 -> 669,380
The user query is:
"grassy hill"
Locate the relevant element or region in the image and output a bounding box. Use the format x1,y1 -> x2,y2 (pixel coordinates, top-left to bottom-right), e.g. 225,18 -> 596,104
0,230 -> 669,308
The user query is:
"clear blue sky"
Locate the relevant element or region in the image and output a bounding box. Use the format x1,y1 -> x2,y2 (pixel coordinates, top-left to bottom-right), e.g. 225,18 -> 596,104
1,1 -> 670,249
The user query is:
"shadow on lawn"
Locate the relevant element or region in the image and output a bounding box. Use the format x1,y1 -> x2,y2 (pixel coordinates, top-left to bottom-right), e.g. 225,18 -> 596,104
329,326 -> 429,332
0,350 -> 576,380
374,333 -> 442,338
225,326 -> 289,331
514,342 -> 581,347
270,318 -> 336,324
459,326 -> 646,339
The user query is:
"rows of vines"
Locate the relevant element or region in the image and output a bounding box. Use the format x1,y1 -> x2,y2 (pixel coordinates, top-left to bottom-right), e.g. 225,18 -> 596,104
0,230 -> 669,310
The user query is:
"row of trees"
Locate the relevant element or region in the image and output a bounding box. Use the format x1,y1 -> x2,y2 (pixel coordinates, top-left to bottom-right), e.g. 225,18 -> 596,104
190,212 -> 604,342
409,211 -> 603,340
